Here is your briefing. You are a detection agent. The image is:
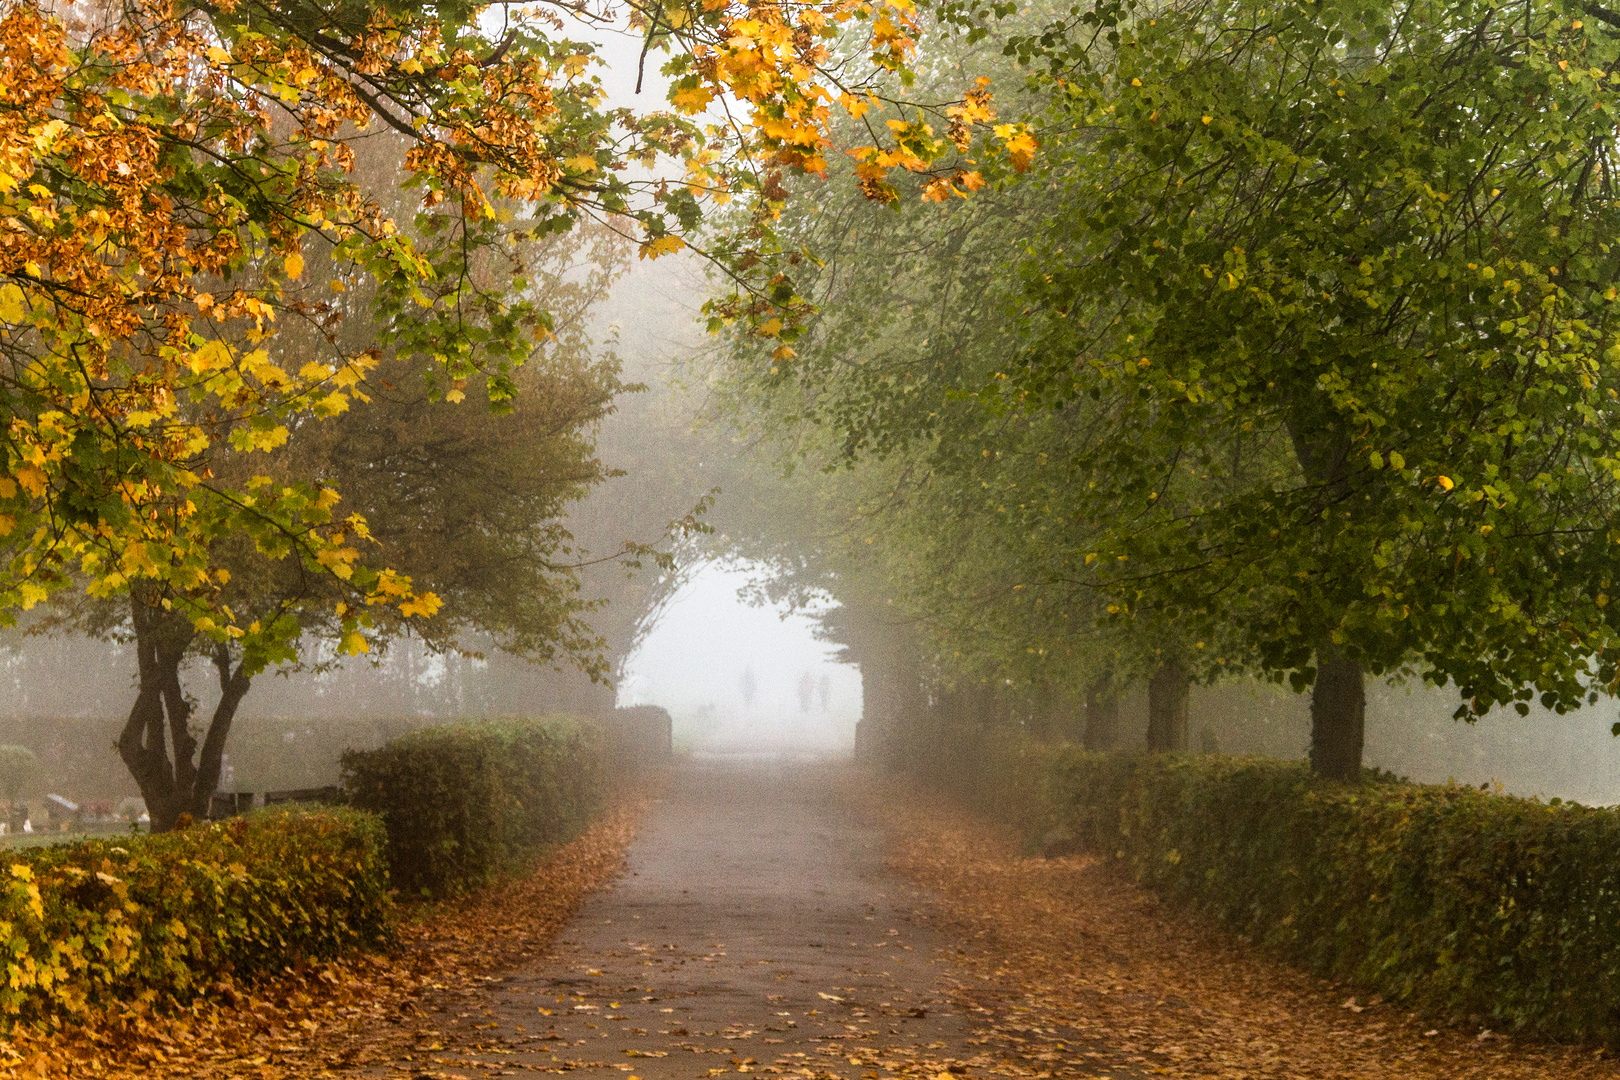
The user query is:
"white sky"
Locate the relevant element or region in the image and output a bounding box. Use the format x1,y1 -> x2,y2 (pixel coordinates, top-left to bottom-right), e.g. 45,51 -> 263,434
536,13 -> 861,754
617,562 -> 862,755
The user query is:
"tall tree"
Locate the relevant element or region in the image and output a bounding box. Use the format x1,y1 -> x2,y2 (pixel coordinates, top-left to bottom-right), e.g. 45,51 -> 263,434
0,0 -> 1000,679
701,26 -> 1234,750
49,220 -> 633,831
939,0 -> 1620,778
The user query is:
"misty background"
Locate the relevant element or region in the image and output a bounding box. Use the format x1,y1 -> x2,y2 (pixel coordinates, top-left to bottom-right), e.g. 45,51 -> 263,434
5,251 -> 1620,804
5,19 -> 1620,803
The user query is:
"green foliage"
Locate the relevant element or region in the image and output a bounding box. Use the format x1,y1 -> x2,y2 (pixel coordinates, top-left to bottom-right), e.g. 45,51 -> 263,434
967,0 -> 1620,711
0,745 -> 36,800
341,717 -> 605,897
717,0 -> 1620,747
906,728 -> 1620,1042
0,808 -> 389,1025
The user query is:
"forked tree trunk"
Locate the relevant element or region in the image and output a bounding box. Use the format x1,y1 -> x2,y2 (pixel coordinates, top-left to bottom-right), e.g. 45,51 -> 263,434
1082,677 -> 1119,750
1145,662 -> 1189,752
117,593 -> 253,831
1310,643 -> 1365,781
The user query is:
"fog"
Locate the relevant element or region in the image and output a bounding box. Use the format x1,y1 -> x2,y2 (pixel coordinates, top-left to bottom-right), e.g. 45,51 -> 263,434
616,562 -> 862,754
1181,677 -> 1620,805
3,90 -> 1620,797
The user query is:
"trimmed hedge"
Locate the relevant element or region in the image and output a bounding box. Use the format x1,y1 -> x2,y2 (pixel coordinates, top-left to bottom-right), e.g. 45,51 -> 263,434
341,716 -> 605,897
899,725 -> 1620,1043
0,807 -> 389,1024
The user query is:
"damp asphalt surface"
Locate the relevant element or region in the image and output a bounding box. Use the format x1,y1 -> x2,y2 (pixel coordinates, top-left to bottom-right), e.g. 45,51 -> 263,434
368,758 -> 989,1079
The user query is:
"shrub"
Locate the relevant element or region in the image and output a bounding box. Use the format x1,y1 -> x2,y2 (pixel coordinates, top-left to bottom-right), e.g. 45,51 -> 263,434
0,807 -> 389,1024
0,745 -> 36,801
340,716 -> 605,897
900,725 -> 1620,1043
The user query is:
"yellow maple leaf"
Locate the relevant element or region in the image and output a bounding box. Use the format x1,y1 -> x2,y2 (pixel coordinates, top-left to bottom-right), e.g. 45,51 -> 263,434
14,466 -> 46,496
639,235 -> 686,260
400,592 -> 443,619
0,284 -> 27,323
671,84 -> 715,113
190,339 -> 234,374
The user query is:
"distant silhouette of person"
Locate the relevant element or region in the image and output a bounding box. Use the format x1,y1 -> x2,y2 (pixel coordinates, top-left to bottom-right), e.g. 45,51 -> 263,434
797,670 -> 814,713
818,672 -> 831,712
741,666 -> 757,709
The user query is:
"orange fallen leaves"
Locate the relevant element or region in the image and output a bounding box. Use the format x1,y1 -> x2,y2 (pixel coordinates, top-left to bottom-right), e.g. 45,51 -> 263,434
0,796 -> 645,1078
873,779 -> 1620,1080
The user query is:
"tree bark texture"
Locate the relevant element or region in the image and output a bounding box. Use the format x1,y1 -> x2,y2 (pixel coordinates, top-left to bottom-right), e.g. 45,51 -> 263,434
1310,644 -> 1365,781
1285,393 -> 1368,779
1145,663 -> 1189,753
1082,677 -> 1120,750
117,594 -> 252,831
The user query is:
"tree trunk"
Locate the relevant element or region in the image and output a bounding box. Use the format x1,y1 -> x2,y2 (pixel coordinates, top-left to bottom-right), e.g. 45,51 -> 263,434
1310,643 -> 1365,781
117,594 -> 253,831
1283,391 -> 1369,780
1146,662 -> 1189,752
191,643 -> 252,819
1082,677 -> 1119,750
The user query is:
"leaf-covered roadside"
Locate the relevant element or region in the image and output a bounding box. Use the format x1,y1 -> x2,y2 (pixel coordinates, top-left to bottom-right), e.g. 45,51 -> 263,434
0,808 -> 389,1030
873,781 -> 1620,1080
0,798 -> 644,1078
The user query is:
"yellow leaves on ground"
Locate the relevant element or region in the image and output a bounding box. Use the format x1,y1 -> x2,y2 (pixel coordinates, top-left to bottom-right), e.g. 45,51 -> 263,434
879,781 -> 1608,1080
0,807 -> 643,1079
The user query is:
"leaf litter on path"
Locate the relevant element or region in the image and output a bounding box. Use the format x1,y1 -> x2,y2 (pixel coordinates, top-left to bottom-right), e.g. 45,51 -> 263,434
0,799 -> 645,1079
870,778 -> 1619,1080
15,767 -> 1617,1080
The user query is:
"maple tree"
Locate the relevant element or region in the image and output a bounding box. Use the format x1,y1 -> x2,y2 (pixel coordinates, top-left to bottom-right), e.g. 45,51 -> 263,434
0,0 -> 1012,640
0,0 -> 1015,823
41,215 -> 631,832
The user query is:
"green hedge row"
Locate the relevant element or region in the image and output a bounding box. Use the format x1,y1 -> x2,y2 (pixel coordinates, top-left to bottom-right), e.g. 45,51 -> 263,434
0,807 -> 389,1023
341,716 -> 605,897
898,724 -> 1620,1043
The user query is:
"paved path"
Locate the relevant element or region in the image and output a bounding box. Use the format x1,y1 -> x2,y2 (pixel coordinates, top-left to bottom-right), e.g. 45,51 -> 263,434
374,760 -> 988,1079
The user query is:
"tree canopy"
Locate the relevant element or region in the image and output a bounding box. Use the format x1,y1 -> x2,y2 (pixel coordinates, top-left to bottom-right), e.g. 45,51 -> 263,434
0,0 -> 1009,658
706,0 -> 1620,777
